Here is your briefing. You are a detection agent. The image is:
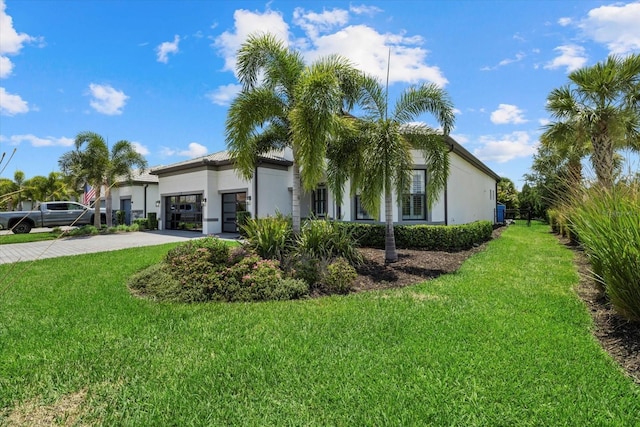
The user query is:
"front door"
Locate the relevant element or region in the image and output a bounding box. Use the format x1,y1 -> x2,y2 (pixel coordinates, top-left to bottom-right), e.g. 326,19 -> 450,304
222,192 -> 246,233
120,199 -> 131,225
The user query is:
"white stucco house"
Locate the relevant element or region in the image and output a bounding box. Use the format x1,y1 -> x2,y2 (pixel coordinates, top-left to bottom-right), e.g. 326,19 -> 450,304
108,171 -> 160,225
148,136 -> 500,235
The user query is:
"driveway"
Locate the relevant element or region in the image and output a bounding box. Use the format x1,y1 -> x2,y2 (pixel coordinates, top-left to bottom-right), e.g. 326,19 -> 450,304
0,229 -> 239,265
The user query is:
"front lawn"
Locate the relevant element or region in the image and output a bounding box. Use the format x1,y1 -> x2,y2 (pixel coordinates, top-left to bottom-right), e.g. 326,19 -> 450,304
0,230 -> 62,244
1,223 -> 638,425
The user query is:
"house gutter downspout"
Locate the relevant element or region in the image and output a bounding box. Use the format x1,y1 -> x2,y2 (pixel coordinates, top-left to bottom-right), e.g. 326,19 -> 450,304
254,165 -> 259,218
444,142 -> 454,226
143,184 -> 148,218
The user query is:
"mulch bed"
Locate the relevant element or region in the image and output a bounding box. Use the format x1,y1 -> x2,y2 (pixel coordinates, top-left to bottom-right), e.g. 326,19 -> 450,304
350,226 -> 639,384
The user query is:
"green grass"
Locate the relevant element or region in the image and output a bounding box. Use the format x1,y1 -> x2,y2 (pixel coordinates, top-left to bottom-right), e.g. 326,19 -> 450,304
0,231 -> 62,244
1,223 -> 638,425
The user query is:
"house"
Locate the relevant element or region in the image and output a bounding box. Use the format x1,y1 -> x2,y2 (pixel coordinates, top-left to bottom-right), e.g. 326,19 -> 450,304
149,136 -> 500,235
108,171 -> 160,225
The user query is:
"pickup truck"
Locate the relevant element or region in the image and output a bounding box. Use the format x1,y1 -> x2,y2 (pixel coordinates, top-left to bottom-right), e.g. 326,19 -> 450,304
0,201 -> 107,234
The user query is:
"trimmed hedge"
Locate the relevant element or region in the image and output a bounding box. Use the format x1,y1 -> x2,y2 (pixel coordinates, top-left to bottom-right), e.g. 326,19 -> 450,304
336,220 -> 493,252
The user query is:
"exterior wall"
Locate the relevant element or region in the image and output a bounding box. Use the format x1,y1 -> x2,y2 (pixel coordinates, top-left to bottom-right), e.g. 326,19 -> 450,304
446,152 -> 496,224
255,166 -> 292,217
111,183 -> 159,222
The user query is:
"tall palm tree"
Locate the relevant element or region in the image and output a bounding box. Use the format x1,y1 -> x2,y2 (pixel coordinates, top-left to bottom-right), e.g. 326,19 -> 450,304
104,140 -> 147,227
59,131 -> 146,227
225,32 -> 363,234
545,54 -> 640,189
329,76 -> 455,263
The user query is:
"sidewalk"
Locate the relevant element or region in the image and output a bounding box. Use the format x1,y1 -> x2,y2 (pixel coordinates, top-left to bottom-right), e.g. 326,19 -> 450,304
0,230 -> 239,265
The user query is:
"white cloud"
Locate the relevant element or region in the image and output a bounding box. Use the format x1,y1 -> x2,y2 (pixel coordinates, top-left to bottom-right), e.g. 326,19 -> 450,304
207,83 -> 241,106
490,104 -> 527,125
558,17 -> 572,26
0,55 -> 13,78
0,86 -> 28,115
579,2 -> 640,55
349,4 -> 383,16
88,83 -> 128,115
309,25 -> 448,86
482,52 -> 526,71
0,0 -> 39,79
131,141 -> 150,156
214,9 -> 290,73
544,44 -> 587,73
156,35 -> 180,63
538,118 -> 550,126
213,7 -> 448,87
5,133 -> 73,147
293,7 -> 349,39
474,131 -> 539,163
179,142 -> 208,158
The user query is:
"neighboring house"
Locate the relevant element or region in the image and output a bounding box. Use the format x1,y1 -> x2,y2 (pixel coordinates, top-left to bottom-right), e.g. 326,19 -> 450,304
109,171 -> 160,225
150,136 -> 500,235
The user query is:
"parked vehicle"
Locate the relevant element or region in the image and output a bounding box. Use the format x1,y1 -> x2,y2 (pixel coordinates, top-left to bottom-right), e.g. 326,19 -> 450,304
0,201 -> 107,234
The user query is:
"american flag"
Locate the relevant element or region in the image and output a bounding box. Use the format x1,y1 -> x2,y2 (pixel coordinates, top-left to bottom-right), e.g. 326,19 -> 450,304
83,183 -> 96,205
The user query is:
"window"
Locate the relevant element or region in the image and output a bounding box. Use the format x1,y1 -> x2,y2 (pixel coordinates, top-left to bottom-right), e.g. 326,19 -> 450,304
402,170 -> 426,220
355,195 -> 373,220
312,186 -> 327,217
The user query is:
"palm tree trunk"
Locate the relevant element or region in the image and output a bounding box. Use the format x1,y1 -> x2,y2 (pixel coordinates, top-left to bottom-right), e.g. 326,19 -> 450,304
105,180 -> 113,228
384,186 -> 398,263
292,160 -> 301,234
93,184 -> 102,228
592,134 -> 615,189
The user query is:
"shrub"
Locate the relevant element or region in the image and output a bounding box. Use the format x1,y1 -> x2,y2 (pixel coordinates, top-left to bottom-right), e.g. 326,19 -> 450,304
322,257 -> 357,294
134,218 -> 148,230
241,213 -> 292,261
335,220 -> 493,252
296,220 -> 362,266
166,237 -> 230,266
116,210 -> 126,225
569,183 -> 640,321
236,211 -> 251,236
282,252 -> 322,288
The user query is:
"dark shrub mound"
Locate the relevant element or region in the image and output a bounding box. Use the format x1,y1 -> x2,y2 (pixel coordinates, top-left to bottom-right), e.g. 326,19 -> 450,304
128,236 -> 309,303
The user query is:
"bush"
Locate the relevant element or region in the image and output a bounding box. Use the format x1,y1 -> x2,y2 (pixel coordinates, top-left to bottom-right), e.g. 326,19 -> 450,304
296,220 -> 362,266
569,183 -> 640,321
166,236 -> 230,266
335,220 -> 493,252
132,239 -> 310,303
116,210 -> 126,225
134,218 -> 148,230
322,257 -> 357,294
241,213 -> 292,261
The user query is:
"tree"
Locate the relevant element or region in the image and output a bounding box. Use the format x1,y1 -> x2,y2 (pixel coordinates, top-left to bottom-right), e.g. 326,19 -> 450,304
13,170 -> 25,210
59,131 -> 146,227
225,33 -> 363,234
103,140 -> 148,227
329,75 -> 455,263
24,172 -> 71,202
544,54 -> 640,189
497,177 -> 520,210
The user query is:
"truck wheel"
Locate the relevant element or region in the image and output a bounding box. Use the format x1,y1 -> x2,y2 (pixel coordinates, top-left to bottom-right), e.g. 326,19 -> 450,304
12,222 -> 32,234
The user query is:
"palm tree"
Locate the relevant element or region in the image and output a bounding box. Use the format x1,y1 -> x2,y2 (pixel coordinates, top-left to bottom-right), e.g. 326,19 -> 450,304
545,54 -> 640,189
103,140 -> 147,227
330,76 -> 455,263
225,32 -> 363,234
59,131 -> 146,227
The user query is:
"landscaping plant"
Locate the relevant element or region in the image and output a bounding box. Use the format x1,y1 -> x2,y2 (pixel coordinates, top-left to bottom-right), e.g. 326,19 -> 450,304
568,182 -> 640,321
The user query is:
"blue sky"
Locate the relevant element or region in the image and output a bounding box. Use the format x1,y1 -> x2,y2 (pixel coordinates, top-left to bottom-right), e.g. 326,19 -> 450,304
1,0 -> 639,189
